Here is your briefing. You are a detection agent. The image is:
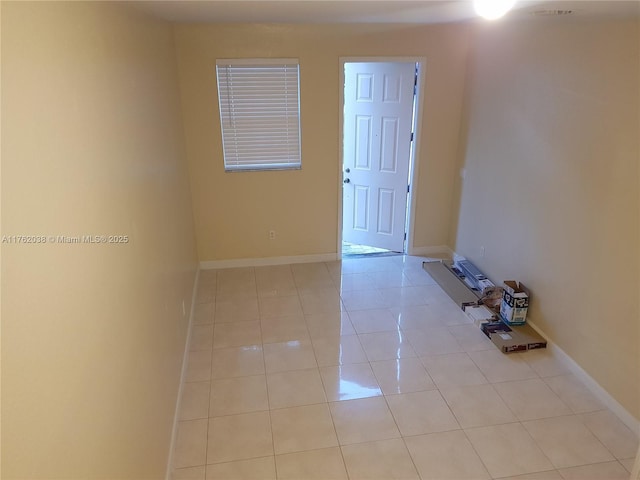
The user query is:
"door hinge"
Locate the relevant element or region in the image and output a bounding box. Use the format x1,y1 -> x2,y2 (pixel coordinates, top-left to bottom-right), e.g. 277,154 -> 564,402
410,132 -> 414,142
407,185 -> 410,193
404,232 -> 407,240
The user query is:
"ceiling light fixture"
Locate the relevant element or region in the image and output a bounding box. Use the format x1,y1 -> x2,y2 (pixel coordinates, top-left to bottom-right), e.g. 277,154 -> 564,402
474,0 -> 516,20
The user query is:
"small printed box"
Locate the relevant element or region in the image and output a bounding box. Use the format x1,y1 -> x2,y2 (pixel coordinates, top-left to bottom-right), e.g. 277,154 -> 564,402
500,280 -> 529,325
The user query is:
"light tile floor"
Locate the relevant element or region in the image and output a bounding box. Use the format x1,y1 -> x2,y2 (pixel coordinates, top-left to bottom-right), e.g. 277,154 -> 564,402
173,255 -> 639,480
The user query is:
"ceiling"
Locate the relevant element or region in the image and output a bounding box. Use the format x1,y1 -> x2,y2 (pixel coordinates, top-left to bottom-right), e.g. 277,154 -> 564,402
132,0 -> 640,24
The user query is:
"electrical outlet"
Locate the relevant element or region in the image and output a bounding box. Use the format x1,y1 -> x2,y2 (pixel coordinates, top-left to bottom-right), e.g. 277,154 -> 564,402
182,300 -> 186,316
480,246 -> 485,258
269,230 -> 276,240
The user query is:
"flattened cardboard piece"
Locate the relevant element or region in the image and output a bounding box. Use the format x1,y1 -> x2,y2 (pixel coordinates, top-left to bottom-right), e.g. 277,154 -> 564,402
482,321 -> 546,353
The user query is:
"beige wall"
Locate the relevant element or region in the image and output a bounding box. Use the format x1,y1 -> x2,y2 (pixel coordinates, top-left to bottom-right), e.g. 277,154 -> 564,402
452,19 -> 639,420
1,2 -> 197,478
174,23 -> 470,261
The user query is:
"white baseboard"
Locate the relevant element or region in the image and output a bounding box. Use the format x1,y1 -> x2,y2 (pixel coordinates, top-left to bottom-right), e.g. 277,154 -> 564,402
165,267 -> 200,480
632,448 -> 640,479
200,253 -> 339,270
527,320 -> 640,437
408,245 -> 454,257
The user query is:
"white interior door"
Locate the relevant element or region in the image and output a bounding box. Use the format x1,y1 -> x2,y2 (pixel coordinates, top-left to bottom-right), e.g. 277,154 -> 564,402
342,62 -> 415,252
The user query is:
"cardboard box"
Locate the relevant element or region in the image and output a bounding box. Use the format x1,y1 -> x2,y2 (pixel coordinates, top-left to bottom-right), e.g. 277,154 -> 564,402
481,321 -> 547,353
500,280 -> 529,325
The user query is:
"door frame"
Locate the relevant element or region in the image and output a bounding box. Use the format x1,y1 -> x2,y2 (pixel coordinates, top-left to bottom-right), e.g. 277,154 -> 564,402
337,56 -> 426,256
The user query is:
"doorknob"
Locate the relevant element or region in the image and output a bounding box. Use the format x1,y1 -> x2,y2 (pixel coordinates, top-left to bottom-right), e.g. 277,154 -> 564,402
345,168 -> 350,173
344,178 -> 350,184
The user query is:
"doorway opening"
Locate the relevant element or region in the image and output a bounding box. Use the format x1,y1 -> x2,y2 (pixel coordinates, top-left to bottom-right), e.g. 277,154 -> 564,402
340,60 -> 421,258
342,241 -> 393,257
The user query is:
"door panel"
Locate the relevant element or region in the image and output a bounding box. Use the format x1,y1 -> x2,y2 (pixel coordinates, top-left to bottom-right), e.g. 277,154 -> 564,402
377,189 -> 395,235
353,186 -> 370,231
343,62 -> 415,252
380,117 -> 399,172
356,73 -> 374,101
355,115 -> 372,169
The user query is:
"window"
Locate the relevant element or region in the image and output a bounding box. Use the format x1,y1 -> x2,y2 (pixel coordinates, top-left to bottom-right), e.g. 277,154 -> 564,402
216,59 -> 301,171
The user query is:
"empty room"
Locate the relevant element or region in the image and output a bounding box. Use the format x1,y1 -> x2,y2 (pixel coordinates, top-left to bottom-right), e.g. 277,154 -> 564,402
2,1 -> 639,479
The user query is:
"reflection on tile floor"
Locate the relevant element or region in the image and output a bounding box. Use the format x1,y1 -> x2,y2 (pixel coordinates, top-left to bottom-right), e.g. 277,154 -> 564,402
172,255 -> 639,480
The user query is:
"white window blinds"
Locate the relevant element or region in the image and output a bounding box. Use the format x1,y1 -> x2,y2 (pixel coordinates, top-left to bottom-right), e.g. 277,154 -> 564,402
216,59 -> 301,171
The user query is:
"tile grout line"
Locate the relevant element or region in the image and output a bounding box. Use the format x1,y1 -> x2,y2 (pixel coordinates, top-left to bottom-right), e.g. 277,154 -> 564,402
202,269 -> 219,475
310,311 -> 351,478
378,377 -> 423,479
251,267 -> 279,476
269,264 -> 285,478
